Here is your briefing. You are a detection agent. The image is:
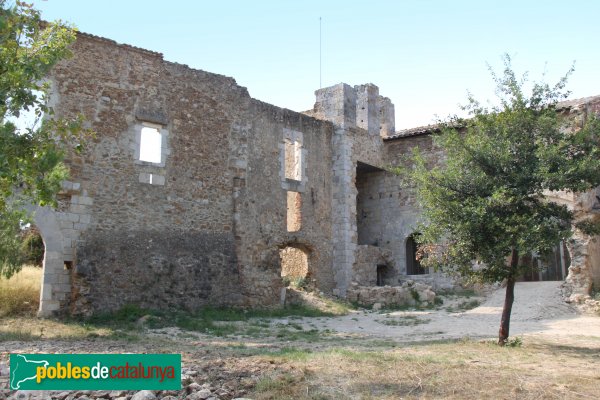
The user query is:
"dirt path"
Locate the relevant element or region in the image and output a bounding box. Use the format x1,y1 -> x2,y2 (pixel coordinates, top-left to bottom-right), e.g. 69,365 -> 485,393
296,282 -> 600,342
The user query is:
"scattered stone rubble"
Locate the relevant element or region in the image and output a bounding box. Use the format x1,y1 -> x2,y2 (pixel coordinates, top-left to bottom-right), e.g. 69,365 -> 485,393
3,389 -> 253,400
346,280 -> 436,308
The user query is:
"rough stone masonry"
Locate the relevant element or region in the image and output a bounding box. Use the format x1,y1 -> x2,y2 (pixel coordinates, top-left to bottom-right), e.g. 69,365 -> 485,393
33,32 -> 600,316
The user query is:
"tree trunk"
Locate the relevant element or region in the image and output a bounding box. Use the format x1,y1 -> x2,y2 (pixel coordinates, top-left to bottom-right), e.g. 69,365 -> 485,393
498,248 -> 518,346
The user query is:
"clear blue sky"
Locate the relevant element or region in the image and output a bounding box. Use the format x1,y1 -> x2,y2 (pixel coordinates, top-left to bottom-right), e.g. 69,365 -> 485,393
37,0 -> 600,130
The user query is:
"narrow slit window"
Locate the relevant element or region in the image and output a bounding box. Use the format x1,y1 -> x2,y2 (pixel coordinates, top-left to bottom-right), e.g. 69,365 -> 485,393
287,191 -> 302,232
139,126 -> 162,163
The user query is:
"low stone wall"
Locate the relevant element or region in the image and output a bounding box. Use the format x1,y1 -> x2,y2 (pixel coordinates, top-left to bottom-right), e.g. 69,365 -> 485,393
346,281 -> 436,308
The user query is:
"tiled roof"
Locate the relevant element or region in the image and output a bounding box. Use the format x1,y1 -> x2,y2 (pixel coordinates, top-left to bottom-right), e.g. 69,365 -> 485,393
385,95 -> 600,141
384,124 -> 442,140
556,95 -> 600,110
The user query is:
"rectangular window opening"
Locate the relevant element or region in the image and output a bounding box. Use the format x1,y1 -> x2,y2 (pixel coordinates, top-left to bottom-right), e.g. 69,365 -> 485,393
139,126 -> 162,163
287,191 -> 302,232
284,139 -> 302,181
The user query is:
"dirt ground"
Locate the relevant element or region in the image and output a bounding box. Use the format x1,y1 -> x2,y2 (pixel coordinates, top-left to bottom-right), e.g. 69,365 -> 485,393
293,281 -> 600,342
1,281 -> 599,399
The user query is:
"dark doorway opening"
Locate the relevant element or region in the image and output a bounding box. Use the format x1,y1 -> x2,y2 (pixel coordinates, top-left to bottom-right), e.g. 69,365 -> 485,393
356,162 -> 385,246
520,242 -> 570,282
376,264 -> 389,286
406,235 -> 427,275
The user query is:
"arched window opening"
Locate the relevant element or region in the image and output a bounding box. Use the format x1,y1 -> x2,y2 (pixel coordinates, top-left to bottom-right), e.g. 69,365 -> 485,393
279,245 -> 311,289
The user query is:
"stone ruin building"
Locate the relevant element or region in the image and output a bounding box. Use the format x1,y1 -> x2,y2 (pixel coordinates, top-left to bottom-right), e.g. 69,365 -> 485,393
33,32 -> 600,316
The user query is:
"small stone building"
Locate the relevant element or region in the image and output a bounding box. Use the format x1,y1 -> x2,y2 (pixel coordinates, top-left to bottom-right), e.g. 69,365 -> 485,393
34,32 -> 600,316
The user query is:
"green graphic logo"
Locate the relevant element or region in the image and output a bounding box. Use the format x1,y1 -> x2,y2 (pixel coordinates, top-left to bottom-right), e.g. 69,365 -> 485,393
10,354 -> 181,390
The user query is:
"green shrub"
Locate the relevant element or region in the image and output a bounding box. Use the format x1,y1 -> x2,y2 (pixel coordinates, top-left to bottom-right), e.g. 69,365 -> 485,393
20,227 -> 44,267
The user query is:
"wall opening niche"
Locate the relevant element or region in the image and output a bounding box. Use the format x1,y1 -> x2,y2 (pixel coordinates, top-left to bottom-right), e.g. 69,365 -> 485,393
279,245 -> 310,287
376,264 -> 392,286
287,191 -> 302,232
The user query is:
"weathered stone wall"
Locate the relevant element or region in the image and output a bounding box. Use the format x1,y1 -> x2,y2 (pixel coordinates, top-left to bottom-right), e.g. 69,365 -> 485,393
591,239 -> 600,291
45,33 -> 335,315
231,101 -> 335,306
306,83 -> 388,296
39,31 -> 598,316
541,98 -> 600,299
374,135 -> 438,275
356,170 -> 402,249
352,245 -> 396,286
354,129 -> 456,286
382,99 -> 600,294
47,34 -> 250,313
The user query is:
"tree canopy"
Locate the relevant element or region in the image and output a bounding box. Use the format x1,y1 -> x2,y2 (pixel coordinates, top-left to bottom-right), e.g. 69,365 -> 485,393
406,55 -> 600,344
0,0 -> 89,278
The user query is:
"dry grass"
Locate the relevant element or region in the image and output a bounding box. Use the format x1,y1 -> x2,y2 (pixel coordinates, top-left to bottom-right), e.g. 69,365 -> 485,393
1,278 -> 598,399
0,317 -> 125,341
0,265 -> 41,317
2,312 -> 599,398
248,338 -> 600,399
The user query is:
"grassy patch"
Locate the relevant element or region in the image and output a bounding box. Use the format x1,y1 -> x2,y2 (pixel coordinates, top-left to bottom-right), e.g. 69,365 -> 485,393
255,372 -> 299,395
86,303 -> 342,337
246,304 -> 345,319
241,346 -> 313,361
376,315 -> 431,327
0,317 -> 132,341
445,299 -> 481,313
247,338 -> 600,399
372,302 -> 439,313
276,328 -> 329,342
0,265 -> 41,316
283,276 -> 308,290
0,330 -> 40,341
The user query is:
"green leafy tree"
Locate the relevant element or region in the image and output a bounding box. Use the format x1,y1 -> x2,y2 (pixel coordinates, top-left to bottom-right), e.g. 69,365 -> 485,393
0,1 -> 89,278
406,56 -> 600,345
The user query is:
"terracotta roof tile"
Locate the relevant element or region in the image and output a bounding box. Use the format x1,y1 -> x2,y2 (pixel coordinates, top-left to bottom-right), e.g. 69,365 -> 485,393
385,95 -> 600,141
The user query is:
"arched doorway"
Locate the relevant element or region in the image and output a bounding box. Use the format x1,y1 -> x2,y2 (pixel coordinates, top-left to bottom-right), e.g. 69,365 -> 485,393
33,206 -> 71,317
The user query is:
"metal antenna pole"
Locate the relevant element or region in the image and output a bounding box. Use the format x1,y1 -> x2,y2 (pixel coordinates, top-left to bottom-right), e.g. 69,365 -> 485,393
319,17 -> 322,88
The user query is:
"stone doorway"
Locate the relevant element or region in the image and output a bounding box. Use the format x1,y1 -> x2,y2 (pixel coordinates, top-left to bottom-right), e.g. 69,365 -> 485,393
33,207 -> 71,317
